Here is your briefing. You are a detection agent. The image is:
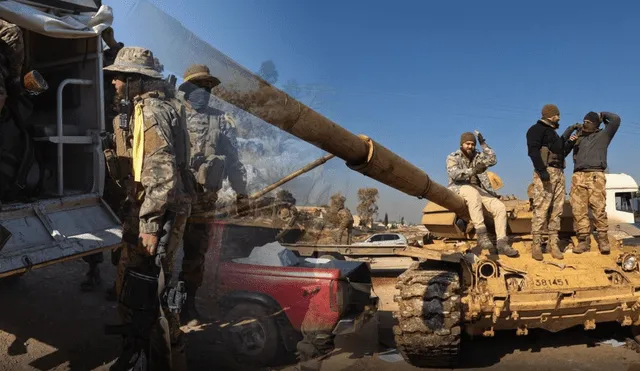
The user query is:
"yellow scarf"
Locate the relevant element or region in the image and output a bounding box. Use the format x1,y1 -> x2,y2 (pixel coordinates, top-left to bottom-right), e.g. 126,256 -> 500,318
132,103 -> 145,182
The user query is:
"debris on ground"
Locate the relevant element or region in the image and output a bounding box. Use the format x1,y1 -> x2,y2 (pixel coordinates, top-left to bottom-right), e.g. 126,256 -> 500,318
376,349 -> 403,363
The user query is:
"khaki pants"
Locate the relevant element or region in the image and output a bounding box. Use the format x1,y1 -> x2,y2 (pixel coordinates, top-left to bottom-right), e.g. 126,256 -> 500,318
458,185 -> 507,239
570,171 -> 607,237
531,167 -> 566,236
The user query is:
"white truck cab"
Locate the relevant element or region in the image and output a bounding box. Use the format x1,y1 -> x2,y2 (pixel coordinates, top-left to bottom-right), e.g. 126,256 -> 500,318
605,173 -> 639,224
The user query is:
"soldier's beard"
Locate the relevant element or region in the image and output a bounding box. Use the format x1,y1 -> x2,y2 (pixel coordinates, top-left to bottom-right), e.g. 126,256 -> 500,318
462,148 -> 475,159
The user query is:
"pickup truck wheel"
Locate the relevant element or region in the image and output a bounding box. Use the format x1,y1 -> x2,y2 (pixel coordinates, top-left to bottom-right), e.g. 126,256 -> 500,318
222,302 -> 281,366
392,262 -> 462,368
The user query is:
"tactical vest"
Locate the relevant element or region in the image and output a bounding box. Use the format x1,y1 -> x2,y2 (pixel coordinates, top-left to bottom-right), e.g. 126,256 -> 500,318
104,91 -> 193,207
540,146 -> 564,168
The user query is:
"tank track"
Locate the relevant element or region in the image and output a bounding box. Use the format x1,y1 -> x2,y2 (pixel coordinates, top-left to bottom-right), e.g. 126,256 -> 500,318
392,262 -> 462,368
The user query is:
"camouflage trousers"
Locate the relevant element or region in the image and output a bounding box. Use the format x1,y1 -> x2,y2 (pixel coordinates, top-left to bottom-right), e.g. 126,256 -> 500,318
531,167 -> 565,235
115,212 -> 188,366
570,171 -> 608,236
179,219 -> 213,291
458,185 -> 507,239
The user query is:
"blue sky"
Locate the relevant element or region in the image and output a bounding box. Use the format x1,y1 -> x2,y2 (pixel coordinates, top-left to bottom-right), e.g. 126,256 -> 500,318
105,0 -> 640,223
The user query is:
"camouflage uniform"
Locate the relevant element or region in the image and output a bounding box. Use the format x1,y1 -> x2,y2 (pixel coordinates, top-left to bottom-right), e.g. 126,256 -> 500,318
177,64 -> 248,326
336,208 -> 354,244
0,19 -> 24,110
570,111 -> 621,254
103,47 -> 192,370
446,132 -> 518,257
526,104 -> 577,261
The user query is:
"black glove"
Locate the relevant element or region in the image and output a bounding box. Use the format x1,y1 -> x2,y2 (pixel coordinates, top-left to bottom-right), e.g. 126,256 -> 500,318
537,169 -> 550,182
474,130 -> 486,145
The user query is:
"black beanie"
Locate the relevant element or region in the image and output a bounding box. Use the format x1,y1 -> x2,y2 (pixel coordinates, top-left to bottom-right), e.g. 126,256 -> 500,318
583,111 -> 601,133
460,132 -> 476,146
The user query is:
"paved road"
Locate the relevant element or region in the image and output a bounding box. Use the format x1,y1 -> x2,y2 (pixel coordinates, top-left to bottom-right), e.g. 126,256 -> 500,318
0,258 -> 637,371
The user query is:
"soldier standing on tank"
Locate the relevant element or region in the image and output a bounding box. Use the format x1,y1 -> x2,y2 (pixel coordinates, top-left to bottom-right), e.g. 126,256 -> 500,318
103,46 -> 192,370
526,104 -> 578,261
176,64 -> 248,327
569,111 -> 621,254
446,131 -> 519,257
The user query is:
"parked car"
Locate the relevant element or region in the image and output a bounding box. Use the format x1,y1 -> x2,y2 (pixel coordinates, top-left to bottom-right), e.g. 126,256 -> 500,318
351,233 -> 408,246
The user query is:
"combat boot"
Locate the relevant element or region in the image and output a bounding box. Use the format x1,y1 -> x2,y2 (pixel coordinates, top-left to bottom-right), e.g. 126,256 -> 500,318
496,238 -> 519,257
475,227 -> 495,252
596,232 -> 611,254
531,234 -> 544,261
572,234 -> 591,254
180,289 -> 201,327
548,233 -> 564,260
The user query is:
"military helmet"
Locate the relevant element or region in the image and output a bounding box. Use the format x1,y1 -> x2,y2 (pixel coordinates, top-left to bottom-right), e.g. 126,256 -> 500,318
178,64 -> 221,91
103,46 -> 163,79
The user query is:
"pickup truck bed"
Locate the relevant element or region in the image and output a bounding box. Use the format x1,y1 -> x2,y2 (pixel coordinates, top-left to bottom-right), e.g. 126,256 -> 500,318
209,221 -> 378,366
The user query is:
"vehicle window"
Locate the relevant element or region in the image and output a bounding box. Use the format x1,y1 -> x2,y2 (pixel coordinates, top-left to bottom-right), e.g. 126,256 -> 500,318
616,192 -> 636,212
369,235 -> 383,242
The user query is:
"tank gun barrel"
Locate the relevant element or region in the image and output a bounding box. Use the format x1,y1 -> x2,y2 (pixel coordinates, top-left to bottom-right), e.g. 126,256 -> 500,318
210,62 -> 469,220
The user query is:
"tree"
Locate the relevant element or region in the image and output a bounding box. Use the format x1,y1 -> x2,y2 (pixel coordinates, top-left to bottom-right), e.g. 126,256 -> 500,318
384,213 -> 389,227
357,188 -> 379,228
400,216 -> 405,225
258,60 -> 278,85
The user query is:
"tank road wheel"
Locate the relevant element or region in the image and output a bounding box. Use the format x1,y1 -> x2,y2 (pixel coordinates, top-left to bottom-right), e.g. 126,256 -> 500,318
392,262 -> 462,368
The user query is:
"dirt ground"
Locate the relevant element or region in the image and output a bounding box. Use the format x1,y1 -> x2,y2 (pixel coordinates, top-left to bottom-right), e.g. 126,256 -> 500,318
0,256 -> 637,371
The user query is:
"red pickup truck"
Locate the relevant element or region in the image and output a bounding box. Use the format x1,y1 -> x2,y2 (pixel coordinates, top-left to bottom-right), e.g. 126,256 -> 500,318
206,220 -> 378,366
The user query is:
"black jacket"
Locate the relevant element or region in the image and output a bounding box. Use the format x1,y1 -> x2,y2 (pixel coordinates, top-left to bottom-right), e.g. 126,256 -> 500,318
571,112 -> 620,172
526,120 -> 574,172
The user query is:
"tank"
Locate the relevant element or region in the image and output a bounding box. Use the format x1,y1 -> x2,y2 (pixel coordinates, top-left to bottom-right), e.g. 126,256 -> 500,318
161,18 -> 640,367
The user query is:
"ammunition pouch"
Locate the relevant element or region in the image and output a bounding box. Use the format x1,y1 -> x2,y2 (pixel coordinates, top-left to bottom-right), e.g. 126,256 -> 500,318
103,148 -> 123,181
539,146 -> 562,168
194,154 -> 226,193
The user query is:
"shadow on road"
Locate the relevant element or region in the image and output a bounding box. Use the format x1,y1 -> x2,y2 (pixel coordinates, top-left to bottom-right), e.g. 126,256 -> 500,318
0,258 -> 121,371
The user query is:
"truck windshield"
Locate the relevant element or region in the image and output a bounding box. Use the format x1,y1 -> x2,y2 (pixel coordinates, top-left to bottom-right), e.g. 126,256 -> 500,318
615,192 -> 640,220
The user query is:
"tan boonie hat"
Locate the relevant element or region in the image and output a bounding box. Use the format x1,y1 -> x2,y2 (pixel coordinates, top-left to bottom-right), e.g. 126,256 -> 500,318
179,64 -> 221,91
103,46 -> 163,79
